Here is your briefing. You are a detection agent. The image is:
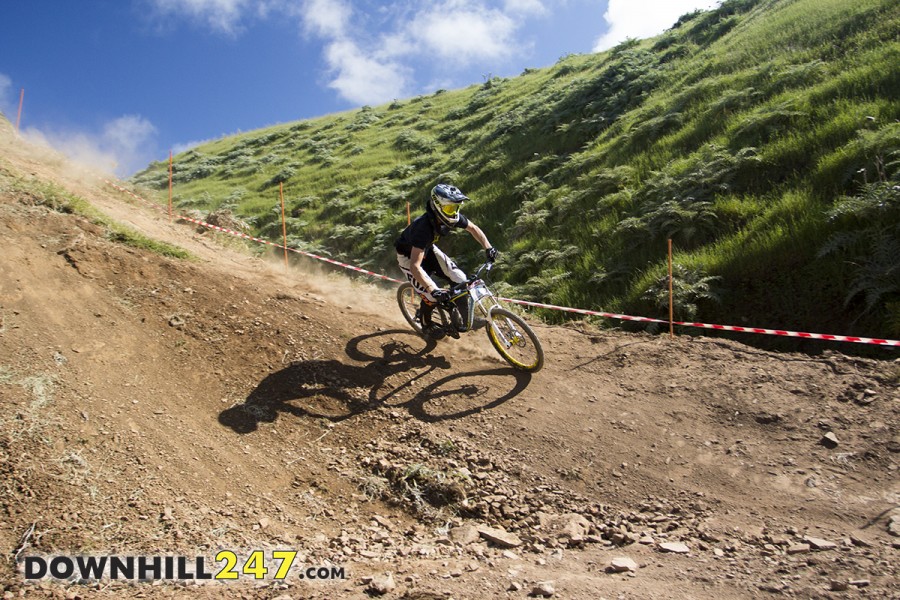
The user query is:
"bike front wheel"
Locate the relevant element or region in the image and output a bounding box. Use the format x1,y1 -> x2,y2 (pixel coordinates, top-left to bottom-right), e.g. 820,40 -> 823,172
397,283 -> 424,334
486,307 -> 544,372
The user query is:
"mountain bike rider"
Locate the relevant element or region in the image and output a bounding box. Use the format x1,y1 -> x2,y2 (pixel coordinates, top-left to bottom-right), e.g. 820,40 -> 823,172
395,183 -> 499,338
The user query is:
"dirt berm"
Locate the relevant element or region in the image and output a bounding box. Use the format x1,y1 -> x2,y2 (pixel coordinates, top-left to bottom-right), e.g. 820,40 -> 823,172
1,125 -> 898,599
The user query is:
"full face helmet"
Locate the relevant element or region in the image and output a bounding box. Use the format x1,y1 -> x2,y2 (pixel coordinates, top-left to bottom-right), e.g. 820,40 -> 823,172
429,184 -> 468,227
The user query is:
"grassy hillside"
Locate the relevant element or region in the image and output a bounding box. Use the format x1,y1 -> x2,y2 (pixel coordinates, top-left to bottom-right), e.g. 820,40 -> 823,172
131,0 -> 900,341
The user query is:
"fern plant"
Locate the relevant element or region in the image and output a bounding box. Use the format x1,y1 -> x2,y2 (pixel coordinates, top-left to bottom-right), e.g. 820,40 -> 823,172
819,180 -> 900,317
642,264 -> 722,321
840,230 -> 900,315
616,197 -> 719,248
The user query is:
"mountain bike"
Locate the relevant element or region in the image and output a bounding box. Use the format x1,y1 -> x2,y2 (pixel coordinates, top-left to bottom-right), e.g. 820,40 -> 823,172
397,262 -> 544,372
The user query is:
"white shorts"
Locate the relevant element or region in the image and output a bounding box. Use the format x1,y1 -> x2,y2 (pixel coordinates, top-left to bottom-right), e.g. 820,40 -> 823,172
396,246 -> 466,302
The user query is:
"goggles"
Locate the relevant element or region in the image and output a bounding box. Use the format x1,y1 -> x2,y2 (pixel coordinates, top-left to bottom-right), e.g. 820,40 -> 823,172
439,202 -> 461,217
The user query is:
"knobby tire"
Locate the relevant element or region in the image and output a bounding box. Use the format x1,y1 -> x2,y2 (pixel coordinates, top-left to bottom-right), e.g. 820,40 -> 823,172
397,283 -> 424,334
486,307 -> 544,372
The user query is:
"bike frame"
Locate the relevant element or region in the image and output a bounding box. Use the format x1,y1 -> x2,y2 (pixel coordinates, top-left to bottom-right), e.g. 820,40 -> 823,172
446,263 -> 500,331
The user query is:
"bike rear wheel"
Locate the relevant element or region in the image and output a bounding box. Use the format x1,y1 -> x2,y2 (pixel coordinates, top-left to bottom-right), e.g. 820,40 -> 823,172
486,307 -> 544,372
397,283 -> 424,334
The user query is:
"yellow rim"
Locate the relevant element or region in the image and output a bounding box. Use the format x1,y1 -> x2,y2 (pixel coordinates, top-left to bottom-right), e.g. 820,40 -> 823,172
488,319 -> 539,370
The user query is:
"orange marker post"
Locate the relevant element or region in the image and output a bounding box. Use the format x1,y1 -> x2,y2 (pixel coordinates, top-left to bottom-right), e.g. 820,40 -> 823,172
15,89 -> 24,135
407,201 -> 411,225
168,150 -> 173,220
668,238 -> 674,339
280,182 -> 288,269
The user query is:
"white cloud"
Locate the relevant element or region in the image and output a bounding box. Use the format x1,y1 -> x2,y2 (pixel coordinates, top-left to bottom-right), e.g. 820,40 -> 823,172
503,0 -> 547,16
396,3 -> 519,65
293,0 -> 552,104
293,0 -> 413,105
148,0 -> 253,34
324,40 -> 408,105
593,0 -> 718,51
103,115 -> 158,162
172,137 -> 217,154
23,115 -> 158,177
301,0 -> 351,37
0,73 -> 13,117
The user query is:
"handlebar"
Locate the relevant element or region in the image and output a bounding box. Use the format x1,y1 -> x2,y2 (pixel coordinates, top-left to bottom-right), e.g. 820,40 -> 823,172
446,261 -> 495,297
471,260 -> 494,281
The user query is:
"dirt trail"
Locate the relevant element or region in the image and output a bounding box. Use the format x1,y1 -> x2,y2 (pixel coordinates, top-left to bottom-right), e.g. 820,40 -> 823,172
1,127 -> 898,599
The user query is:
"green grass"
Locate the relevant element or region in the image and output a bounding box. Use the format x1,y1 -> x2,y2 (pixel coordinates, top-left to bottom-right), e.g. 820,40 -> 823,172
2,171 -> 192,259
129,0 -> 900,343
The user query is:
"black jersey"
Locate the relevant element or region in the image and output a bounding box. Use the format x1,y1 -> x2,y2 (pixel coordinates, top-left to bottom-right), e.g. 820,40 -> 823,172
394,209 -> 469,258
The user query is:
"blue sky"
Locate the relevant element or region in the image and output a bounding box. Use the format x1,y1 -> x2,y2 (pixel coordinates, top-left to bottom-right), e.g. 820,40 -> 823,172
0,0 -> 717,176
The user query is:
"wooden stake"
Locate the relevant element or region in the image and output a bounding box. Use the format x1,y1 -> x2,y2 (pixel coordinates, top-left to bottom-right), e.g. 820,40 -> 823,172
668,238 -> 674,339
15,89 -> 24,135
168,150 -> 173,220
280,182 -> 288,268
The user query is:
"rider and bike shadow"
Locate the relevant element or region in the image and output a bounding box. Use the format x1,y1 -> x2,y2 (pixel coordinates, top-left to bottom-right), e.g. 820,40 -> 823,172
218,329 -> 533,435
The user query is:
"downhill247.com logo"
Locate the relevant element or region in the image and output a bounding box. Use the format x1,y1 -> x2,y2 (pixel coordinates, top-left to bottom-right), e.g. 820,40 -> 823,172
23,552 -> 345,582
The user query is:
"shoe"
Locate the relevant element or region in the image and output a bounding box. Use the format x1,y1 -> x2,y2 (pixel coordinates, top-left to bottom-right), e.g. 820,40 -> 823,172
423,323 -> 446,340
472,317 -> 488,330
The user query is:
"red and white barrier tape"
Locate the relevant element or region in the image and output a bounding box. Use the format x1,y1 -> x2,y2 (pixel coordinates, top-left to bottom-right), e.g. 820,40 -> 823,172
501,298 -> 900,347
103,179 -> 899,348
102,179 -> 405,285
